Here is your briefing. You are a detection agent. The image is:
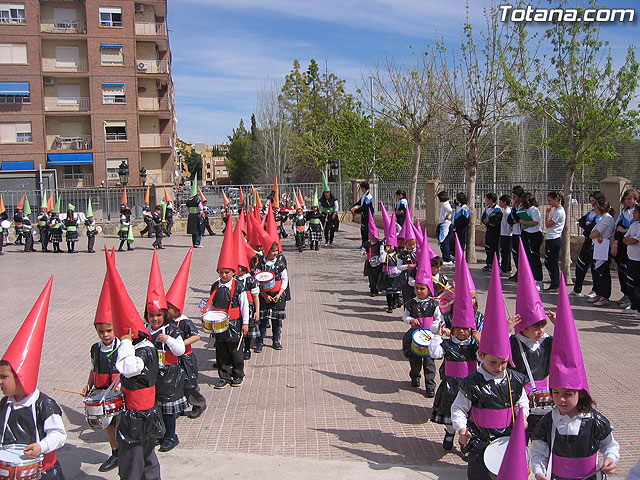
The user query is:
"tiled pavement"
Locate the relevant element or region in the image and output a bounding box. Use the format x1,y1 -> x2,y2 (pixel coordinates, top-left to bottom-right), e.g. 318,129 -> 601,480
0,222 -> 636,478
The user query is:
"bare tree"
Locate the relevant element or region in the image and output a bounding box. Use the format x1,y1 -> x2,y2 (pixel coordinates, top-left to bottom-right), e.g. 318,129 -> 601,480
362,47 -> 442,212
255,79 -> 291,183
437,4 -> 519,262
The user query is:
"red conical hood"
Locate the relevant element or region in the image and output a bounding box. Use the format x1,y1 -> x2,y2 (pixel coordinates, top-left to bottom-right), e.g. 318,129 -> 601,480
297,188 -> 305,207
198,187 -> 207,203
166,247 -> 193,315
94,249 -> 114,324
266,205 -> 282,251
272,176 -> 280,208
120,187 -> 128,207
260,228 -> 279,255
222,189 -> 230,206
234,218 -> 250,271
236,208 -> 247,236
16,194 -> 25,210
2,276 -> 53,395
106,252 -> 148,339
217,215 -> 237,272
239,186 -> 245,206
146,250 -> 168,312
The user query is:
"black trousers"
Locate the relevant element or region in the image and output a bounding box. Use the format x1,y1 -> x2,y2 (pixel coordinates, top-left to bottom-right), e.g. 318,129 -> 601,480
24,232 -> 34,252
484,229 -> 500,266
627,259 -> 640,311
165,217 -> 173,236
511,234 -> 521,274
467,443 -> 492,480
215,338 -> 244,381
522,231 -> 544,281
386,293 -> 400,309
574,239 -> 595,293
141,217 -> 153,237
360,221 -> 368,246
439,225 -> 453,262
544,237 -> 562,289
152,229 -> 163,248
401,329 -> 436,388
456,230 -> 467,255
499,235 -> 512,272
367,267 -> 381,294
204,218 -> 215,235
39,227 -> 49,250
593,258 -> 612,299
118,438 -> 160,480
294,231 -> 305,249
617,245 -> 630,298
87,234 -> 96,251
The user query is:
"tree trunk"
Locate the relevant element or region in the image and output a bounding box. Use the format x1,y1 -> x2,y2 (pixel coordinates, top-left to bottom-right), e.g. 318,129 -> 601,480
561,167 -> 575,284
409,140 -> 421,212
466,131 -> 478,263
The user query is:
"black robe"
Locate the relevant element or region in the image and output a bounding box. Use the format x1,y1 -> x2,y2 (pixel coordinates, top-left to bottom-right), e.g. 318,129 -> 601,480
186,196 -> 203,235
150,324 -> 186,402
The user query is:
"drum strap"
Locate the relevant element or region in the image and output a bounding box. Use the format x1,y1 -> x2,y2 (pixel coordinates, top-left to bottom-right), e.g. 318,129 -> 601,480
203,279 -> 236,316
516,337 -> 538,394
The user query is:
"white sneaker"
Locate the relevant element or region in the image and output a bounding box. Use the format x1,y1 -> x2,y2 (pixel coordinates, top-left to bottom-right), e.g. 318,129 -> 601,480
535,281 -> 543,292
622,304 -> 632,311
594,298 -> 609,306
443,261 -> 453,266
569,290 -> 583,297
586,291 -> 597,299
620,302 -> 631,310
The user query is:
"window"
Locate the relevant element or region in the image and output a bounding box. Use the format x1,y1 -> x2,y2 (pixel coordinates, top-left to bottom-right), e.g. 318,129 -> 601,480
0,122 -> 31,143
104,121 -> 126,141
53,7 -> 77,29
55,46 -> 79,68
0,82 -> 29,103
99,7 -> 121,27
107,158 -> 126,179
0,3 -> 25,24
0,43 -> 26,64
102,83 -> 125,103
100,45 -> 123,65
63,164 -> 84,180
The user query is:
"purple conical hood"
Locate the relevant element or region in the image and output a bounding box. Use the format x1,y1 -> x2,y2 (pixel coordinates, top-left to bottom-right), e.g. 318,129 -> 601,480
415,234 -> 435,295
413,218 -> 424,244
380,202 -> 390,240
386,210 -> 398,247
399,214 -> 415,240
368,209 -> 379,241
496,408 -> 528,480
515,237 -> 546,333
455,234 -> 476,290
480,255 -> 512,360
452,245 -> 476,329
549,275 -> 589,393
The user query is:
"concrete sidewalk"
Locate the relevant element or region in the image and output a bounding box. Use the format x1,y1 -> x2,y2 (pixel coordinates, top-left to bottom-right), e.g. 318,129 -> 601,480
0,221 -> 633,478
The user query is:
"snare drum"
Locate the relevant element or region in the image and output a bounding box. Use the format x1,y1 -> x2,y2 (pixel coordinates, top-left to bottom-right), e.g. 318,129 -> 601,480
483,436 -> 509,478
255,271 -> 276,290
410,329 -> 432,357
438,290 -> 455,314
528,390 -> 554,415
0,445 -> 43,480
369,255 -> 381,267
83,391 -> 125,430
202,310 -> 229,334
95,225 -> 103,234
386,265 -> 401,277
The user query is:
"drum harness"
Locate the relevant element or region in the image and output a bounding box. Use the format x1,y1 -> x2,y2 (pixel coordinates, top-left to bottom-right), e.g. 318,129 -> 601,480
469,370 -> 516,445
0,394 -> 46,451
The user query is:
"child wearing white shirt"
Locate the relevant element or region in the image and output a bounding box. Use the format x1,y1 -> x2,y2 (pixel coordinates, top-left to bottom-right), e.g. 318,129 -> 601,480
622,204 -> 640,319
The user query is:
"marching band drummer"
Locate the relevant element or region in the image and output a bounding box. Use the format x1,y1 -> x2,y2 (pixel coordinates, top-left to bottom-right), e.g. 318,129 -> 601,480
81,251 -> 120,472
0,277 -> 67,480
105,251 -> 164,480
84,199 -> 97,253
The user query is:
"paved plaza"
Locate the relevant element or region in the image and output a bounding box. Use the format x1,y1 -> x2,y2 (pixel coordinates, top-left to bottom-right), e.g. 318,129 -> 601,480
0,222 -> 637,478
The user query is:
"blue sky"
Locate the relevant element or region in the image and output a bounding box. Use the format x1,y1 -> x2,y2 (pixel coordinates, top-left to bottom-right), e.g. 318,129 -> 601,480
167,1 -> 638,144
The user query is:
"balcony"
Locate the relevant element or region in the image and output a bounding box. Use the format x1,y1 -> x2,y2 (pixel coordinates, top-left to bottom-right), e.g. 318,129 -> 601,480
41,19 -> 86,34
44,96 -> 90,112
59,173 -> 93,188
47,135 -> 92,151
139,134 -> 172,148
144,169 -> 174,185
42,58 -> 89,73
138,96 -> 170,111
136,60 -> 169,74
135,22 -> 167,36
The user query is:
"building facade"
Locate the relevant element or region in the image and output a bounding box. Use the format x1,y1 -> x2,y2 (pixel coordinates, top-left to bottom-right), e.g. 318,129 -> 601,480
0,0 -> 176,188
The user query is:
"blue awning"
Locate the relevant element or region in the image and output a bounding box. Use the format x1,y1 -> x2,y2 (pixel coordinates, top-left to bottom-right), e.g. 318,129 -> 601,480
0,82 -> 29,95
100,44 -> 122,49
1,161 -> 34,171
102,83 -> 125,87
47,153 -> 93,165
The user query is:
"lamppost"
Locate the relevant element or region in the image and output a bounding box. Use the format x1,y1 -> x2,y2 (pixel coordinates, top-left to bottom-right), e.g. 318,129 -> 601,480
139,167 -> 147,186
328,161 -> 339,183
118,160 -> 129,186
284,165 -> 292,184
103,120 -> 109,220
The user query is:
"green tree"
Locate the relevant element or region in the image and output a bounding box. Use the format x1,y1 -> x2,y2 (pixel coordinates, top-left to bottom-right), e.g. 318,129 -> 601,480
281,59 -> 351,172
183,149 -> 202,181
507,0 -> 640,280
226,119 -> 255,184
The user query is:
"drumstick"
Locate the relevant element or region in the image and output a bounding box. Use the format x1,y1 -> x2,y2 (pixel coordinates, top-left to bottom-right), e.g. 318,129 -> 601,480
432,278 -> 454,294
236,332 -> 245,350
53,387 -> 86,396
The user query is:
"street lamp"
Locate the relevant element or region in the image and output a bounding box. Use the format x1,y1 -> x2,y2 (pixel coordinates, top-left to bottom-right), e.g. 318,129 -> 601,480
118,160 -> 129,186
284,165 -> 292,184
328,161 -> 339,183
139,167 -> 147,186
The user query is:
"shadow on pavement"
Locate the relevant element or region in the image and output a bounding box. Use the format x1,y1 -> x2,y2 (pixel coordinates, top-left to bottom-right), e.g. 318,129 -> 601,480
328,328 -> 403,341
312,368 -> 414,395
58,442 -> 109,480
324,390 -> 430,425
313,343 -> 404,361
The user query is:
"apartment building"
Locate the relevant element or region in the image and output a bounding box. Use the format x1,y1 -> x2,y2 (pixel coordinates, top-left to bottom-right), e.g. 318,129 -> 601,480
201,143 -> 229,185
0,0 -> 176,188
